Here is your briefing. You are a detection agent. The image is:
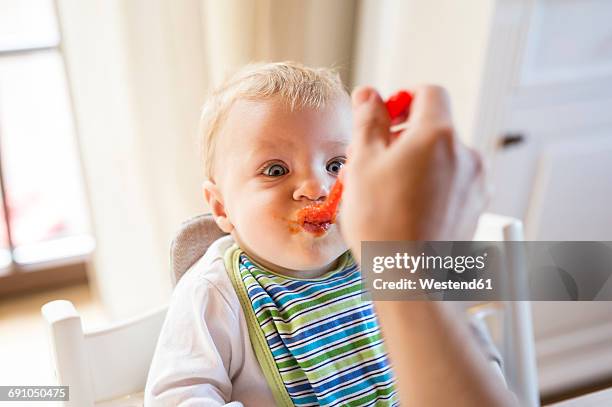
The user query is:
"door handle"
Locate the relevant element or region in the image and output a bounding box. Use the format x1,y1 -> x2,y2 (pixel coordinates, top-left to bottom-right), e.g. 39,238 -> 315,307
497,132 -> 525,149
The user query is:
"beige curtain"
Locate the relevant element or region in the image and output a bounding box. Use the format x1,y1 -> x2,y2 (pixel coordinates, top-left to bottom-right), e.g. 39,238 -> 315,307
58,0 -> 358,319
201,0 -> 356,85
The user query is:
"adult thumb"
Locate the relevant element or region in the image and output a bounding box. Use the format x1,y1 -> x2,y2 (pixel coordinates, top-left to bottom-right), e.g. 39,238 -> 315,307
351,86 -> 391,149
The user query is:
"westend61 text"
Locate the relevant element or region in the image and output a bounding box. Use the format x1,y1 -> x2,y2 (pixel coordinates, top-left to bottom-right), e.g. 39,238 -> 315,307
372,278 -> 493,291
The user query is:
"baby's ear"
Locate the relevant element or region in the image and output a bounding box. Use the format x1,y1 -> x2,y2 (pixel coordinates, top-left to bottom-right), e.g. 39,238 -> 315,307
202,180 -> 234,233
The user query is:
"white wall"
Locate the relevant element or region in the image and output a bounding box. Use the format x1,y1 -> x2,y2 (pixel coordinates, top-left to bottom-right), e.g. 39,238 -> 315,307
352,0 -> 494,145
202,0 -> 356,85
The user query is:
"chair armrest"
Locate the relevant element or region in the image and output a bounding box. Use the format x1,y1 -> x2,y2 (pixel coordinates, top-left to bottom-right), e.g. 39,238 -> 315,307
41,300 -> 95,406
41,300 -> 80,325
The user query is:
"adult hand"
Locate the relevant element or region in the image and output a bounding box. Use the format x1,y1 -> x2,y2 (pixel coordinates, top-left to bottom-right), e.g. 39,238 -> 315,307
339,86 -> 517,407
339,85 -> 487,261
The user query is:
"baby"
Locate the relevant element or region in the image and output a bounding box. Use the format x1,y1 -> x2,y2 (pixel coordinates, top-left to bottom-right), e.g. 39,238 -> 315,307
144,62 -> 399,406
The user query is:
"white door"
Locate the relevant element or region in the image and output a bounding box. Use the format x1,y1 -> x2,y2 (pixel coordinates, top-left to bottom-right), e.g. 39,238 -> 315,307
478,0 -> 612,397
487,0 -> 612,237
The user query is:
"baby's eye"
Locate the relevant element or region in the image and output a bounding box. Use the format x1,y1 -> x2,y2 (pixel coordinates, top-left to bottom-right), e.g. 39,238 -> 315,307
326,157 -> 346,175
262,163 -> 289,177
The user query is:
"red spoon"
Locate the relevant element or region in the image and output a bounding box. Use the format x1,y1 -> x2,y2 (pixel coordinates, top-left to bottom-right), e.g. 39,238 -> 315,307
385,90 -> 413,121
296,90 -> 413,234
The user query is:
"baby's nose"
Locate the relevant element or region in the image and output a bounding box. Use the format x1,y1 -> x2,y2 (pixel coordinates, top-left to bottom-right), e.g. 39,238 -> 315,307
293,178 -> 328,202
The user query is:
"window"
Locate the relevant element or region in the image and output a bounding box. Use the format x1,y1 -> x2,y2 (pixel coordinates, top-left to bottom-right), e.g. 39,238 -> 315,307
0,0 -> 93,295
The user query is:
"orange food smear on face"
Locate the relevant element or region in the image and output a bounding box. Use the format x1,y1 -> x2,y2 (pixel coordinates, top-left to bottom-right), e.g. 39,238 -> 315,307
297,179 -> 344,236
287,220 -> 301,234
293,90 -> 412,234
296,178 -> 343,228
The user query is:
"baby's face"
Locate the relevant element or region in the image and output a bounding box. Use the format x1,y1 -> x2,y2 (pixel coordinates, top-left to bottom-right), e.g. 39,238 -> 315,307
208,97 -> 351,277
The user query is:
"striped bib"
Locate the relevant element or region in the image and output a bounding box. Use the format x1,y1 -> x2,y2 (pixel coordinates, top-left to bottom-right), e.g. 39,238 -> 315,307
224,244 -> 398,407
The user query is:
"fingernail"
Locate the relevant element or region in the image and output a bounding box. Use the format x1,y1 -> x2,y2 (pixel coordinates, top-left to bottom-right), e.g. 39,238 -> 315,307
352,87 -> 373,107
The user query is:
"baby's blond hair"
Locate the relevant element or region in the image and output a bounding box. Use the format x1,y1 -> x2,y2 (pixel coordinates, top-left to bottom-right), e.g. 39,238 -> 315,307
199,61 -> 349,180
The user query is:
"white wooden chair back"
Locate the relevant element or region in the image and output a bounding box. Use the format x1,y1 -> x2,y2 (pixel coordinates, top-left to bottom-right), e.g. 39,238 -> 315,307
41,300 -> 167,406
472,213 -> 540,407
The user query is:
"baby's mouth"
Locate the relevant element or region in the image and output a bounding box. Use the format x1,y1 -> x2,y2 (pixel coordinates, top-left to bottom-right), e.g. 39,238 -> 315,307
296,205 -> 335,236
295,179 -> 343,236
301,220 -> 331,235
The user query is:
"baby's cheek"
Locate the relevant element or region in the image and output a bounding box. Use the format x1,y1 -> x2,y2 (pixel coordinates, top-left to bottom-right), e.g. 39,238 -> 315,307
253,201 -> 290,225
250,211 -> 290,254
241,204 -> 286,237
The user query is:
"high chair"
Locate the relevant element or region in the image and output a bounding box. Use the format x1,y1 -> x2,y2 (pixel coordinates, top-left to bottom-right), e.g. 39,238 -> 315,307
472,213 -> 540,407
41,213 -> 538,406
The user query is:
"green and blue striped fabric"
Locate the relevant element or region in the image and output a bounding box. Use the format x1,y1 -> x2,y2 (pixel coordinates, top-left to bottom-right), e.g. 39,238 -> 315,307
226,245 -> 398,407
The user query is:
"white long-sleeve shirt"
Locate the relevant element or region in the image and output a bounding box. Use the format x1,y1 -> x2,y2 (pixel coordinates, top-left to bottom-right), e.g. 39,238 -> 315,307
144,235 -> 504,406
145,235 -> 275,406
